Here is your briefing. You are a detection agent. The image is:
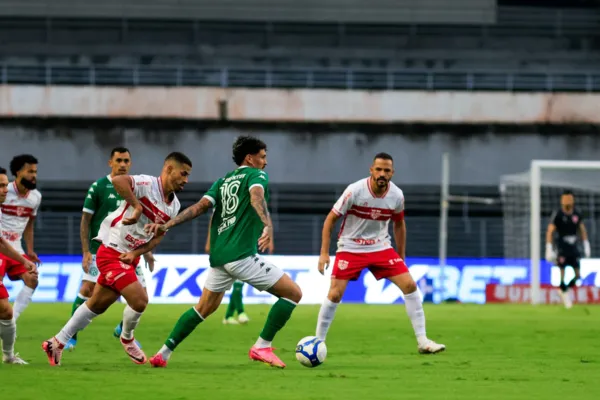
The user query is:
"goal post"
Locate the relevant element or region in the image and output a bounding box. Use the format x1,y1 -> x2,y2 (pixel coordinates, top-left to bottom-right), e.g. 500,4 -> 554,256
500,160 -> 600,305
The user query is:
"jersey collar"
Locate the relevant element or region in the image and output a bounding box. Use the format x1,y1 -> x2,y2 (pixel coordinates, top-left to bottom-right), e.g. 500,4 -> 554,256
12,181 -> 29,199
107,174 -> 113,183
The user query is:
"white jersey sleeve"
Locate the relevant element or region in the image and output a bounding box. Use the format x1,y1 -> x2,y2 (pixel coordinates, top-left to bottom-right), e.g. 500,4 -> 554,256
332,185 -> 355,216
392,190 -> 405,221
131,174 -> 155,198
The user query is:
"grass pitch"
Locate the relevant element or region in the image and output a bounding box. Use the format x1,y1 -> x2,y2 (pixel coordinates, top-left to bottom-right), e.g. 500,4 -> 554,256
2,303 -> 599,400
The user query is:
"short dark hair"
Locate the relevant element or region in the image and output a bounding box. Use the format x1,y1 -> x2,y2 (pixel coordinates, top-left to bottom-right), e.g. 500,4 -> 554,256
165,152 -> 192,167
10,154 -> 38,176
373,152 -> 393,163
562,190 -> 574,196
110,147 -> 131,158
232,136 -> 267,166
0,166 -> 6,175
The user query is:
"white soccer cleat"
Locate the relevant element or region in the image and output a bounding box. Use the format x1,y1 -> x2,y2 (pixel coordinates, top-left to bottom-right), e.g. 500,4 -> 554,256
237,312 -> 250,324
2,353 -> 28,365
223,317 -> 240,325
418,339 -> 446,354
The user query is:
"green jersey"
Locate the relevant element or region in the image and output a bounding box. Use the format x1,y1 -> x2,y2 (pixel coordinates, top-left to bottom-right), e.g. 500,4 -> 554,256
82,175 -> 125,254
204,166 -> 269,266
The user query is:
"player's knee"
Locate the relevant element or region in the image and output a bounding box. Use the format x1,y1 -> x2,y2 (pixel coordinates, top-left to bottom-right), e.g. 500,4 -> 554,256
23,272 -> 39,289
80,282 -> 95,298
128,294 -> 148,313
286,283 -> 302,304
400,279 -> 418,295
327,287 -> 343,303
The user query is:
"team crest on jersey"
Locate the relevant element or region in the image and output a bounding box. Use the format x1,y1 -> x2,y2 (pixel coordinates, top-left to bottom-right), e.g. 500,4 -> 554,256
370,209 -> 381,220
16,207 -> 26,217
337,260 -> 349,270
572,215 -> 579,223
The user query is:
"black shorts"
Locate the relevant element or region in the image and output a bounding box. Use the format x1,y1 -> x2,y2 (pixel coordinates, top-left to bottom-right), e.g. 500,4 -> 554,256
557,255 -> 580,270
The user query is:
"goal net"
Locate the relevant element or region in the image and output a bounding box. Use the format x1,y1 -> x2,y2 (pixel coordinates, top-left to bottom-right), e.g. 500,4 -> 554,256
499,160 -> 600,304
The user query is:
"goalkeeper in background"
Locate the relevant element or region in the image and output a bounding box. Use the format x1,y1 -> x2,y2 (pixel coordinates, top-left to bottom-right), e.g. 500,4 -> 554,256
205,213 -> 274,325
545,190 -> 590,309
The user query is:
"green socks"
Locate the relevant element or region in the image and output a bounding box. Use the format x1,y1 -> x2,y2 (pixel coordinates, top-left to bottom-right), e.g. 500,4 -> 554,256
71,295 -> 87,340
225,281 -> 245,318
165,307 -> 204,351
259,298 -> 297,341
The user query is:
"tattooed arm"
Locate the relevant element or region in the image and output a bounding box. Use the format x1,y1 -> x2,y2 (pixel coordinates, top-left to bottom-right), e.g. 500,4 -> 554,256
144,197 -> 213,236
250,186 -> 273,253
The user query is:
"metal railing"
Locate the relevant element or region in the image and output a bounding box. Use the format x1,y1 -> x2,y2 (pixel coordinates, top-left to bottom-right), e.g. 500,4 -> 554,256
3,64 -> 600,91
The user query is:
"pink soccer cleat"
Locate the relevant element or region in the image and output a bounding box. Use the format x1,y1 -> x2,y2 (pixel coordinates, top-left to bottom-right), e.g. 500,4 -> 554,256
149,353 -> 168,368
121,337 -> 147,364
42,337 -> 64,366
248,346 -> 286,368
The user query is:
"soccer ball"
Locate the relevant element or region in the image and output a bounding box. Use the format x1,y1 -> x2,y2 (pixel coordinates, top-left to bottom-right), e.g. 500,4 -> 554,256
295,336 -> 327,368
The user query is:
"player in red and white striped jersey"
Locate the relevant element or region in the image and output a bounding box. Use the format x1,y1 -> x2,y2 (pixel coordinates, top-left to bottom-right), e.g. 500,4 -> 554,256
0,166 -> 38,364
0,155 -> 42,321
315,153 -> 445,355
42,152 -> 192,367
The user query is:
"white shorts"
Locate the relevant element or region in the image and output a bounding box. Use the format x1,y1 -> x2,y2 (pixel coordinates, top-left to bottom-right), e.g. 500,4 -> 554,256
82,254 -> 147,287
204,254 -> 284,293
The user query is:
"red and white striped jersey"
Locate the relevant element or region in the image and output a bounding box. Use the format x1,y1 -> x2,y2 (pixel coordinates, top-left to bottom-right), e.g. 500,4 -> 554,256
95,175 -> 180,254
332,177 -> 404,253
0,182 -> 42,253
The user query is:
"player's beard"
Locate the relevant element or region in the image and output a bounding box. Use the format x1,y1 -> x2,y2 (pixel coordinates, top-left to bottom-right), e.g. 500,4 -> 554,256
376,177 -> 388,188
20,178 -> 37,190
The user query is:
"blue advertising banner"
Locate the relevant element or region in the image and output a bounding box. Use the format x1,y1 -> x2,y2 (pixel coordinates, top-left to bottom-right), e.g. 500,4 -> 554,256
4,255 -> 599,304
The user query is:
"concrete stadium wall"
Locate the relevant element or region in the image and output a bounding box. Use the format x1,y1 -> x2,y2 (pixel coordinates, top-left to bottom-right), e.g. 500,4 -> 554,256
1,126 -> 597,185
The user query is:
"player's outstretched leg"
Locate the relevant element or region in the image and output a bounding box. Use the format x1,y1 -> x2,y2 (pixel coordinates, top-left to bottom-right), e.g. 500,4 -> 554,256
64,283 -> 93,351
316,279 -> 349,341
42,285 -> 119,366
118,282 -> 148,364
12,271 -> 38,321
234,282 -> 250,324
0,298 -> 27,365
150,288 -> 223,368
557,263 -> 572,309
388,273 -> 445,354
249,274 -> 302,369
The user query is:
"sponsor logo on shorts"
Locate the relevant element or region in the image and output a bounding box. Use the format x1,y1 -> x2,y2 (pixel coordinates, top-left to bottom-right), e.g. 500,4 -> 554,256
389,258 -> 403,265
338,260 -> 349,270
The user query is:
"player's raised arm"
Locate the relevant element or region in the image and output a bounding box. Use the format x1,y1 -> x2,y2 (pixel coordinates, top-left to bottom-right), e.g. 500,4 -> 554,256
145,197 -> 213,236
579,221 -> 591,258
545,213 -> 557,262
112,175 -> 143,225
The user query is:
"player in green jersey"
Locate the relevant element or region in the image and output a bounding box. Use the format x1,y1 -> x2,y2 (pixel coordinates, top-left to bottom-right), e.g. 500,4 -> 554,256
146,136 -> 302,369
205,189 -> 275,326
64,147 -> 155,351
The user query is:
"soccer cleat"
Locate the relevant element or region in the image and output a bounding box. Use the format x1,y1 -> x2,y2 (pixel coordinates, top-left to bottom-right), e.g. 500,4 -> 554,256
223,317 -> 240,325
248,346 -> 286,368
2,353 -> 28,365
237,312 -> 250,324
42,337 -> 64,366
114,323 -> 143,348
120,337 -> 147,365
149,353 -> 168,368
418,339 -> 446,354
65,338 -> 77,352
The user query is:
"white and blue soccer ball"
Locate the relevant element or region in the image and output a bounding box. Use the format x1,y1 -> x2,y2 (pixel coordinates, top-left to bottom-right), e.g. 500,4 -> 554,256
295,336 -> 327,368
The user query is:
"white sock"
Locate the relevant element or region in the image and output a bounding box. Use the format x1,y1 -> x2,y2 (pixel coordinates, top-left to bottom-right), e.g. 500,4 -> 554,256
121,305 -> 143,341
55,303 -> 98,345
316,297 -> 339,341
159,345 -> 173,361
403,290 -> 428,345
254,337 -> 272,349
13,286 -> 35,320
0,318 -> 16,359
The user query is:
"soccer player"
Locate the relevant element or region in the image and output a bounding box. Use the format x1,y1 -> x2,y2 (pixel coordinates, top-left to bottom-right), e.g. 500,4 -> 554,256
42,152 -> 192,366
205,216 -> 252,325
146,136 -> 302,369
0,154 -> 42,321
545,190 -> 590,309
65,147 -> 156,351
314,153 -> 445,355
0,166 -> 38,364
